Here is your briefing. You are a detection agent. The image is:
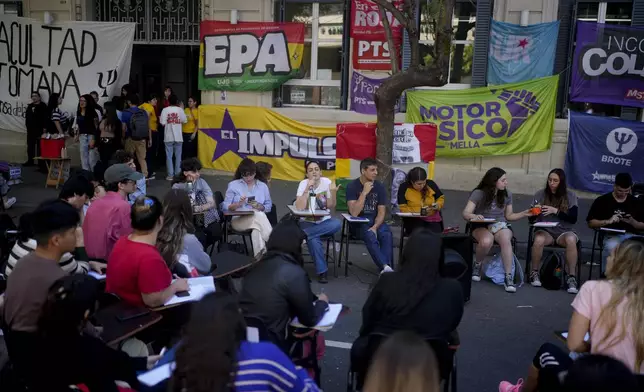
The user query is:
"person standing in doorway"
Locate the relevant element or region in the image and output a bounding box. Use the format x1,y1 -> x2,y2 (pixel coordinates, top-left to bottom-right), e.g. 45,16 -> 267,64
122,94 -> 151,178
25,91 -> 48,167
160,95 -> 187,181
182,96 -> 199,159
140,94 -> 159,179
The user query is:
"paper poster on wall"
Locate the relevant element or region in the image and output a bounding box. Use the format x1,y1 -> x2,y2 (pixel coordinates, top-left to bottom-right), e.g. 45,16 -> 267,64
352,35 -> 400,71
199,21 -> 305,92
0,15 -> 135,133
350,0 -> 404,39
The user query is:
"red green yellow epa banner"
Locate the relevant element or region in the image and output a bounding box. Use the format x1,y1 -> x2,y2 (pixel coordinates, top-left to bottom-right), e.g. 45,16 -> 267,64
199,21 -> 305,91
198,105 -> 336,181
406,75 -> 559,157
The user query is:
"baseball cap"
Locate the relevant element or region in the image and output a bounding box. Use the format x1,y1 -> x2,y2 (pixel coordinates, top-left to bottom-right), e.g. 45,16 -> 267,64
104,164 -> 144,184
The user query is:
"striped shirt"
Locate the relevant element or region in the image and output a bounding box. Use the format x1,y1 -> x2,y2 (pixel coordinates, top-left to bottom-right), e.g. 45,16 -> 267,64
50,107 -> 69,125
5,239 -> 89,277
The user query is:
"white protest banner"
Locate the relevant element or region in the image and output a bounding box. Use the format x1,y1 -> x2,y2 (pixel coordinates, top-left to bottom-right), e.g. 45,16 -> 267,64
0,15 -> 135,133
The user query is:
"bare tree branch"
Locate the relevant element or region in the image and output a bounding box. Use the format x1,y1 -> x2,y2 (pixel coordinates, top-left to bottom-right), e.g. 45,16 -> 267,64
378,4 -> 399,74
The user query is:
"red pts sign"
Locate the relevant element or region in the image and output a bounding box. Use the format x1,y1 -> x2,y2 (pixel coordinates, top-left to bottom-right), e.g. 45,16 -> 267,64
350,0 -> 404,38
352,36 -> 401,71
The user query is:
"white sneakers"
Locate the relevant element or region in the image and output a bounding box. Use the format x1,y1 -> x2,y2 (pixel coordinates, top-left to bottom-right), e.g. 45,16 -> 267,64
3,197 -> 16,209
380,265 -> 394,274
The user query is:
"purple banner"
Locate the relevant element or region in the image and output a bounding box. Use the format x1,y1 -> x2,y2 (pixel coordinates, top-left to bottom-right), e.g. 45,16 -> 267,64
350,71 -> 390,115
571,21 -> 644,107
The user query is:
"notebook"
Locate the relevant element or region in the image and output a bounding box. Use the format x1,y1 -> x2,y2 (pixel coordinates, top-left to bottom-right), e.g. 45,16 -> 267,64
341,213 -> 369,223
164,277 -> 216,306
138,362 -> 174,386
291,303 -> 343,331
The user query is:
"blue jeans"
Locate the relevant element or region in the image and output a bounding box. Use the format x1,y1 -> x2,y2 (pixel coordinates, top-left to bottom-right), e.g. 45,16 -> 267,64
602,234 -> 641,271
351,222 -> 393,270
301,218 -> 342,274
165,141 -> 182,177
79,134 -> 98,171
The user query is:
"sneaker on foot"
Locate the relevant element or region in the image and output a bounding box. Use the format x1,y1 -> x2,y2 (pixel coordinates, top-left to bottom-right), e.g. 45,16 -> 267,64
317,272 -> 328,284
504,273 -> 517,293
3,197 -> 16,209
529,270 -> 542,287
567,276 -> 578,294
472,262 -> 482,282
499,379 -> 524,392
166,176 -> 173,181
380,265 -> 393,274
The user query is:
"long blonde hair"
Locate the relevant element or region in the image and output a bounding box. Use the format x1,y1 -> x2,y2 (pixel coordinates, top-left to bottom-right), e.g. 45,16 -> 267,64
596,237 -> 644,371
363,331 -> 440,392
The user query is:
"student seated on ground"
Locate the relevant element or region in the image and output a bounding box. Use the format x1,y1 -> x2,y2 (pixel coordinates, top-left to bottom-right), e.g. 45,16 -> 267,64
529,168 -> 580,294
143,292 -> 321,392
397,166 -> 445,234
2,199 -> 81,334
106,195 -> 188,308
223,158 -> 273,256
294,160 -> 342,283
499,237 -> 644,392
83,163 -> 142,261
363,331 -> 441,392
462,167 -> 531,293
239,220 -> 329,351
157,189 -> 212,276
352,229 -> 463,387
33,275 -> 159,392
586,172 -> 644,273
172,158 -> 221,249
5,212 -> 103,276
346,158 -> 393,273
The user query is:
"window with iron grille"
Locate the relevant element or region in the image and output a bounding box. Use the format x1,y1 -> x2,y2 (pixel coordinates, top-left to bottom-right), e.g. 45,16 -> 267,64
94,0 -> 201,44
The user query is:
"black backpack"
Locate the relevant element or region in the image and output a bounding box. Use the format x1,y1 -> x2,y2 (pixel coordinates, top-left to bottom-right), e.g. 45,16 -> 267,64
128,108 -> 149,140
539,251 -> 564,290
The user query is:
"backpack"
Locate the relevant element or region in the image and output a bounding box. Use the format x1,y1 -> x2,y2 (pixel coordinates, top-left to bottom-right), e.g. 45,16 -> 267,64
484,253 -> 524,287
128,108 -> 149,140
539,251 -> 564,290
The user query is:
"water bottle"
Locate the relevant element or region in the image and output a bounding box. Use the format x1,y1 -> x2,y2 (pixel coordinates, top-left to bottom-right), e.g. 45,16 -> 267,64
308,186 -> 317,214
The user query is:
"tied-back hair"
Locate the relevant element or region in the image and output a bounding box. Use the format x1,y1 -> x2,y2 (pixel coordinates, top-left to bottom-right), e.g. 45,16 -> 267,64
261,220 -> 307,266
474,167 -> 508,209
406,167 -> 429,201
543,168 -> 570,212
170,292 -> 246,392
256,161 -> 273,183
380,229 -> 443,317
157,189 -> 195,267
596,237 -> 644,371
130,195 -> 163,232
38,275 -> 101,339
363,331 -> 440,392
233,158 -> 257,180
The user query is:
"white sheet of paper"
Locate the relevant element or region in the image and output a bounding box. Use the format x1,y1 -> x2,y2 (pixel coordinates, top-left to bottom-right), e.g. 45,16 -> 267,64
533,222 -> 559,228
396,212 -> 420,217
88,271 -> 106,280
164,277 -> 216,306
247,326 -> 260,343
291,303 -> 343,329
600,227 -> 627,234
138,362 -> 174,386
341,213 -> 369,222
471,218 -> 496,222
561,332 -> 590,342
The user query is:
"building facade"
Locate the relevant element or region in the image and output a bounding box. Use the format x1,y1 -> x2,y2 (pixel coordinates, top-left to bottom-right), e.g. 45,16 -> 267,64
1,0 -> 640,194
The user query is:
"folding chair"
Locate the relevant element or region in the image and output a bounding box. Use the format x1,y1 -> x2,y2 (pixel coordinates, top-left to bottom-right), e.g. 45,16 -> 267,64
525,225 -> 582,287
464,222 -> 517,254
588,229 -> 606,281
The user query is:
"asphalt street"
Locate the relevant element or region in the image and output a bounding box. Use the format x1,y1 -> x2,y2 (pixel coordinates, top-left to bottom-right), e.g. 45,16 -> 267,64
2,167 -> 601,392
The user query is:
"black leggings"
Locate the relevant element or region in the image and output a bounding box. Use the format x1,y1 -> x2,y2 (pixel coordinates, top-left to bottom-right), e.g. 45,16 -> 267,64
533,343 -> 572,391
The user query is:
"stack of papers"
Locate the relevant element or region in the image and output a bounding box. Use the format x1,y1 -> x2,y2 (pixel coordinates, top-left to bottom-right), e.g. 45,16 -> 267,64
341,213 -> 369,222
291,303 -> 343,332
164,276 -> 216,306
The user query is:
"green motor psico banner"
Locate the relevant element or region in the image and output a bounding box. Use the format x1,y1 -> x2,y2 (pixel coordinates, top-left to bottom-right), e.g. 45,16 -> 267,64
199,21 -> 305,92
405,75 -> 559,157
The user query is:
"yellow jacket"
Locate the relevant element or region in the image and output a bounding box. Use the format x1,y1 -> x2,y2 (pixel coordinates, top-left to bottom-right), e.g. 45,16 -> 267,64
397,180 -> 445,216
